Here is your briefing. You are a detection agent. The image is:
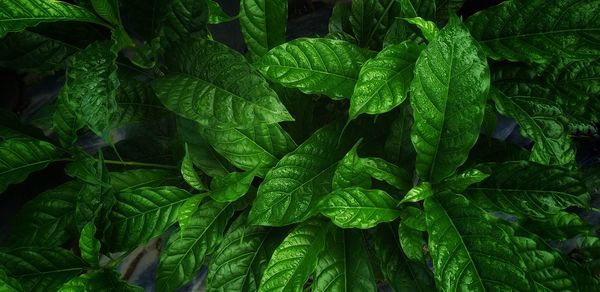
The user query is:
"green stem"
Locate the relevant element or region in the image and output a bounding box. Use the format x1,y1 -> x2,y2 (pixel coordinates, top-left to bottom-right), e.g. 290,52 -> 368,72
59,158 -> 177,170
103,250 -> 132,269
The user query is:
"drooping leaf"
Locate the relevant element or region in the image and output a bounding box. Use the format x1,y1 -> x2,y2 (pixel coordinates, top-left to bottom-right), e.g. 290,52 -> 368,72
79,223 -> 101,267
249,122 -> 349,226
256,38 -> 369,99
152,38 -> 292,128
349,42 -> 423,120
466,0 -> 600,63
0,137 -> 60,193
181,143 -> 207,191
410,16 -> 490,183
0,247 -> 85,292
319,187 -> 400,229
156,200 -> 234,292
110,169 -> 181,192
106,186 -> 192,251
0,0 -> 101,38
350,0 -> 400,50
424,193 -> 531,291
258,219 -> 330,292
58,270 -> 143,292
210,165 -> 260,202
239,0 -> 287,59
313,229 -> 376,292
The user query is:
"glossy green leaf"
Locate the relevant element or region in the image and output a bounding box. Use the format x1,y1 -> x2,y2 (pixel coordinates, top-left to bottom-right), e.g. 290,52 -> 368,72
403,17 -> 439,41
466,161 -> 589,219
258,219 -> 329,292
53,91 -> 83,147
110,169 -> 181,192
434,168 -> 490,193
106,186 -> 192,251
59,270 -> 143,292
152,38 -> 292,128
350,0 -> 400,49
210,165 -> 260,202
410,16 -> 490,183
525,211 -> 591,240
156,200 -> 234,292
313,229 -> 376,292
79,223 -> 100,267
181,143 -> 207,191
424,193 -> 531,291
158,0 -> 208,45
0,247 -> 85,292
0,268 -> 22,292
349,42 -> 422,120
91,0 -> 120,25
398,220 -> 425,263
256,38 -> 369,99
0,0 -> 101,38
360,156 -> 411,191
400,182 -> 433,204
177,194 -> 208,231
466,0 -> 600,63
319,187 -> 400,229
249,123 -> 348,226
239,0 -> 287,59
0,137 -> 59,193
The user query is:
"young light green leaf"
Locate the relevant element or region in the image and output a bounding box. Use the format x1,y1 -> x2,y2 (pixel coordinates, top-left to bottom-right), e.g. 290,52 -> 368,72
0,0 -> 102,38
0,247 -> 85,292
91,0 -> 121,25
156,200 -> 234,292
319,187 -> 400,229
79,223 -> 101,267
258,219 -> 330,292
400,182 -> 433,204
256,38 -> 369,99
181,143 -> 207,191
425,193 -> 531,291
0,268 -> 22,292
466,0 -> 600,63
434,168 -> 490,193
152,38 -> 292,128
313,229 -> 376,292
59,270 -> 143,292
410,16 -> 490,183
110,169 -> 181,192
0,137 -> 60,193
349,42 -> 423,120
239,0 -> 287,59
403,17 -> 439,41
249,123 -> 348,226
106,186 -> 192,251
210,165 -> 260,202
350,0 -> 400,50
208,0 -> 236,24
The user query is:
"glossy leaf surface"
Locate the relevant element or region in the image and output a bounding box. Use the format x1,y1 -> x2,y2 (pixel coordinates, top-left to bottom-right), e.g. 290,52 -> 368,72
239,0 -> 287,59
0,138 -> 59,193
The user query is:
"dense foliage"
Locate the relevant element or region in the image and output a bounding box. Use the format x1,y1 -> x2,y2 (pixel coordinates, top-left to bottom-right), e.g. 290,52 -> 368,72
1,0 -> 599,291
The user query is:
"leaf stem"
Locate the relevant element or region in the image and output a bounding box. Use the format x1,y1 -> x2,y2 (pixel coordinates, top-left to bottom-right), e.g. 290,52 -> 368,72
59,158 -> 178,170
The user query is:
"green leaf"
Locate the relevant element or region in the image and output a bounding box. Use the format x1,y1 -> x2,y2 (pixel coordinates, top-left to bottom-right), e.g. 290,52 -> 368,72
249,122 -> 348,226
466,0 -> 600,63
360,156 -> 411,191
208,0 -> 236,24
399,0 -> 435,20
0,137 -> 59,193
435,0 -> 465,22
400,182 -> 433,204
62,40 -> 119,138
152,38 -> 292,128
466,161 -> 589,219
158,0 -> 208,45
106,186 -> 192,251
53,91 -> 83,147
424,193 -> 531,291
319,187 -> 400,229
350,0 -> 400,50
201,123 -> 296,175
256,38 -> 369,99
434,168 -> 490,193
0,268 -> 22,292
258,219 -> 330,292
156,200 -> 234,292
79,223 -> 101,267
110,169 -> 181,192
59,270 -> 143,292
0,0 -> 101,38
490,87 -> 576,167
112,72 -> 171,128
239,0 -> 287,59
91,0 -> 120,25
0,247 -> 85,292
210,165 -> 260,202
349,42 -> 423,120
398,221 -> 425,263
73,154 -> 110,231
524,211 -> 591,240
313,229 -> 376,292
177,118 -> 232,177
206,215 -> 283,292
177,194 -> 207,231
181,143 -> 207,191
403,17 -> 439,41
329,1 -> 352,34
410,16 -> 490,183
384,105 -> 415,168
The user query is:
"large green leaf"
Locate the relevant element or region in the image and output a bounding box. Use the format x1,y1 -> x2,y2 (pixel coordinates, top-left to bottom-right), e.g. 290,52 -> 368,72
349,42 -> 422,120
350,0 -> 400,50
249,123 -> 348,226
156,200 -> 234,292
466,161 -> 589,219
319,187 -> 400,229
466,0 -> 600,63
110,169 -> 181,192
0,247 -> 85,292
0,0 -> 101,38
106,187 -> 192,251
490,86 -> 575,166
313,229 -> 376,292
9,181 -> 81,246
239,0 -> 287,59
62,40 -> 119,138
152,38 -> 292,128
424,193 -> 531,291
255,38 -> 369,99
258,219 -> 329,292
206,216 -> 283,292
410,16 -> 490,183
0,137 -> 59,193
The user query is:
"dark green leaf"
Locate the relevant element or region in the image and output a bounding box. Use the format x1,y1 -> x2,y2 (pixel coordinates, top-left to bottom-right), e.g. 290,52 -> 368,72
350,0 -> 400,50
207,0 -> 236,24
210,165 -> 260,202
158,0 -> 208,45
398,221 -> 425,263
59,270 -> 143,292
0,268 -> 22,292
0,137 -> 59,193
177,118 -> 232,177
110,169 -> 181,192
434,168 -> 490,193
53,91 -> 83,148
239,0 -> 287,59
329,1 -> 352,34
91,0 -> 120,25
181,143 -> 207,191
384,105 -> 415,168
